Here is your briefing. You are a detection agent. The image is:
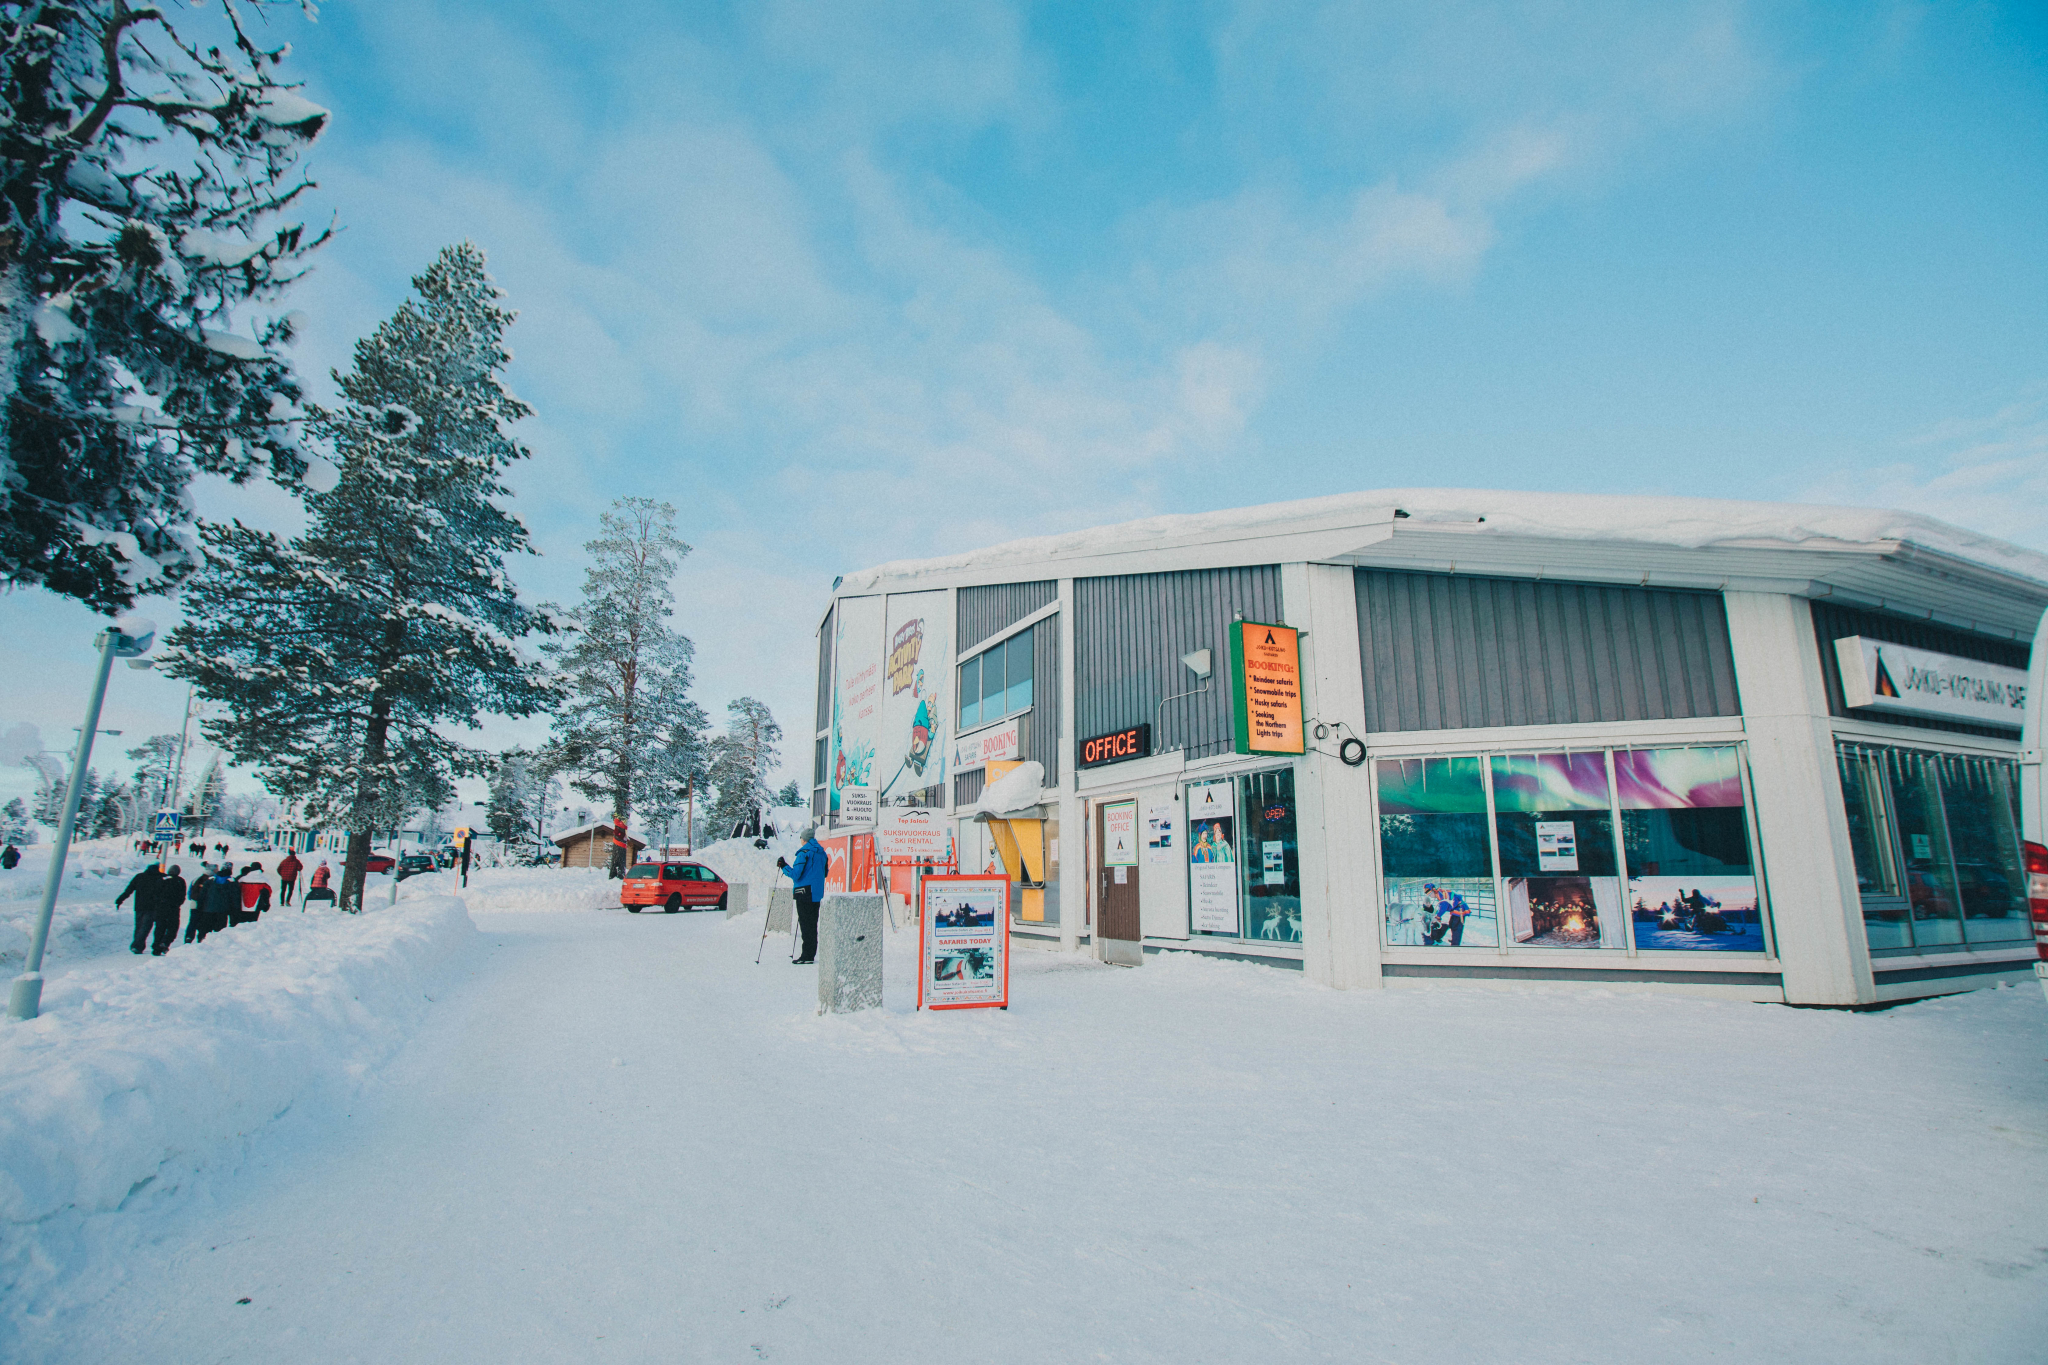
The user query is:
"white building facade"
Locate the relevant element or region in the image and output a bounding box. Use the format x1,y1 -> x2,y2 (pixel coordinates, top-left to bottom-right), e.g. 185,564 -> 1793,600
811,491 -> 2045,1006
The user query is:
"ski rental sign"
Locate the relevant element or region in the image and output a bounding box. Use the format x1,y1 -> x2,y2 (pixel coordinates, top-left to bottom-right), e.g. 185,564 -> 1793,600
1834,636 -> 2027,729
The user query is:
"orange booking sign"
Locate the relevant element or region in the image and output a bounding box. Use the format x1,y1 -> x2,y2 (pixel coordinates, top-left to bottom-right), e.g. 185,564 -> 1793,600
1230,620 -> 1305,756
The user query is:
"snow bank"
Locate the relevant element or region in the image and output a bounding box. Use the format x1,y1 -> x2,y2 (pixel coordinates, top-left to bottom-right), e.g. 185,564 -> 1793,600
0,895 -> 477,1307
397,866 -> 616,913
692,832 -> 803,912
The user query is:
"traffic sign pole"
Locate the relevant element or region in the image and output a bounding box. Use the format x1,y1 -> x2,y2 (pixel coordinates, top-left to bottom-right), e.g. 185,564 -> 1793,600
8,619 -> 154,1022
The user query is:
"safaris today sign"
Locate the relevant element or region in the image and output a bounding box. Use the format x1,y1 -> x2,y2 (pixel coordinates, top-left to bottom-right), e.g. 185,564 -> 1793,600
1834,636 -> 2027,729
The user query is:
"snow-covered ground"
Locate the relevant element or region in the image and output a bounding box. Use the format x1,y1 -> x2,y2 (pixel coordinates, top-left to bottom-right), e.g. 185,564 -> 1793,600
3,866 -> 2045,1362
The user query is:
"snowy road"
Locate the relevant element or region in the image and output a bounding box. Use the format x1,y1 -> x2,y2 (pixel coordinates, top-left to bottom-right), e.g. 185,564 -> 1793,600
20,902 -> 2048,1364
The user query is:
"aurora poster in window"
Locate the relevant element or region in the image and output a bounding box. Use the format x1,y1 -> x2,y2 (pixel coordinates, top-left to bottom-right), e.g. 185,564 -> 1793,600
1617,747 -> 1766,952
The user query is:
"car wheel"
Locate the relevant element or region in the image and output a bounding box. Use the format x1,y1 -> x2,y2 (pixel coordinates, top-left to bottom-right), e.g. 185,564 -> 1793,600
628,905 -> 641,913
715,892 -> 727,913
665,894 -> 681,914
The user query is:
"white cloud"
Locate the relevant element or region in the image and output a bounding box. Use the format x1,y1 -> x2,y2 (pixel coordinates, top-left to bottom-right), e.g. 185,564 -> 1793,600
1799,385 -> 2048,552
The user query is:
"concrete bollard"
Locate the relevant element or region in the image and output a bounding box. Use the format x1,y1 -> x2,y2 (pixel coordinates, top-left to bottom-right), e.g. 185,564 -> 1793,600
724,883 -> 750,919
818,892 -> 884,1014
764,886 -> 794,935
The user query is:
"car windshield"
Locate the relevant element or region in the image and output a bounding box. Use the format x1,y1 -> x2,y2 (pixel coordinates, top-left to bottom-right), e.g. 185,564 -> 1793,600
626,864 -> 658,879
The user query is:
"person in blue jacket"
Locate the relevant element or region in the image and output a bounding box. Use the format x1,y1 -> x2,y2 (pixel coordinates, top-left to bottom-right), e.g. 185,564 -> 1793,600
776,827 -> 827,964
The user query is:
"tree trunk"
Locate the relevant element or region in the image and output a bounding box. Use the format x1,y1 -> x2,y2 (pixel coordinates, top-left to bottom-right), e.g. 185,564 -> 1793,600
339,624 -> 403,912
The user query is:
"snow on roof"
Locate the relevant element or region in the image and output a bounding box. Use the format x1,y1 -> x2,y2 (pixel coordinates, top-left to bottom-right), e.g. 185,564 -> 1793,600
549,821 -> 643,846
838,488 -> 2048,593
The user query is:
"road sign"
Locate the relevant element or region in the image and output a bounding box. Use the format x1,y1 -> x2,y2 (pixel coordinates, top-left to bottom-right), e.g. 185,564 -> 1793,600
152,809 -> 182,839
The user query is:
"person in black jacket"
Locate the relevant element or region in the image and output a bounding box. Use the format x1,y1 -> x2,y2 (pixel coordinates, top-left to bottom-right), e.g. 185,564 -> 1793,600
153,865 -> 186,954
117,865 -> 164,954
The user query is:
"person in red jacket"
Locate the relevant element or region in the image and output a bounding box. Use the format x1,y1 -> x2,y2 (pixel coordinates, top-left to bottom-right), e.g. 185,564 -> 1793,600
276,850 -> 304,907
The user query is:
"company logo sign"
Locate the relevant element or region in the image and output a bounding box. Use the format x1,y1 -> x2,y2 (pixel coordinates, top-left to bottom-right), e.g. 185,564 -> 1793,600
1079,723 -> 1152,769
952,717 -> 1021,770
1833,636 -> 2026,728
888,617 -> 925,695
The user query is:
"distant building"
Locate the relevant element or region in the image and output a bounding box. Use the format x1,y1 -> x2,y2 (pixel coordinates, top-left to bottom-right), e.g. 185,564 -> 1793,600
552,821 -> 644,869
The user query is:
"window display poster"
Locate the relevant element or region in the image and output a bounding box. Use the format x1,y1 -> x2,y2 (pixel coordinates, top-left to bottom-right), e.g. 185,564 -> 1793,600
829,595 -> 886,821
1383,877 -> 1499,948
1628,875 -> 1765,952
1262,840 -> 1286,885
1505,876 -> 1620,947
1103,801 -> 1138,866
877,591 -> 951,806
1187,781 -> 1238,934
1535,820 -> 1578,871
1145,804 -> 1175,864
919,875 -> 1010,1010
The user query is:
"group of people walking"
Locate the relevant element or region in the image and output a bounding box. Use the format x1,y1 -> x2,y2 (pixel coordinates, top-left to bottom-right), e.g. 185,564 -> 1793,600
114,850 -> 335,957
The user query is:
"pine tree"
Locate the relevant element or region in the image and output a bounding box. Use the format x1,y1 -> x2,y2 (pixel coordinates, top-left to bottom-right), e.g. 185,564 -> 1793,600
545,498 -> 707,827
1,796 -> 28,843
0,1 -> 334,608
706,697 -> 781,836
126,732 -> 178,810
774,779 -> 801,809
162,244 -> 557,910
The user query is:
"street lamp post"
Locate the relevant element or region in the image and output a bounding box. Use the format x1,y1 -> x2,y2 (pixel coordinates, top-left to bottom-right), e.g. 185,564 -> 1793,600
8,617 -> 156,1021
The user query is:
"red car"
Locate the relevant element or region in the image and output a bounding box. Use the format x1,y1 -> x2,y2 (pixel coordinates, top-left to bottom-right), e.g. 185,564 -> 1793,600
366,852 -> 396,874
621,860 -> 729,914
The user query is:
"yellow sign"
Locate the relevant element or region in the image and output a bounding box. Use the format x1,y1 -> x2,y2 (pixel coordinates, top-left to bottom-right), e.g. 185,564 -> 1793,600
1231,621 -> 1305,756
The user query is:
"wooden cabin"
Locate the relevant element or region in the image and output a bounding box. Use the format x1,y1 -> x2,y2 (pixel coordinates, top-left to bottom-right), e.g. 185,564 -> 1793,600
552,822 -> 645,869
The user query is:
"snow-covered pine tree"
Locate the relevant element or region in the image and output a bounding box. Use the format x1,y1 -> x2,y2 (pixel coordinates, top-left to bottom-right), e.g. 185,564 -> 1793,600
774,779 -> 800,809
1,796 -> 28,843
0,1 -> 334,608
545,498 -> 707,828
126,731 -> 178,810
162,243 -> 557,911
185,752 -> 222,831
706,697 -> 781,836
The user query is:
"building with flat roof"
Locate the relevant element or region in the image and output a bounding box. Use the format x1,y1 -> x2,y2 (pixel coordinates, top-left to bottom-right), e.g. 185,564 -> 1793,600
809,489 -> 2045,1006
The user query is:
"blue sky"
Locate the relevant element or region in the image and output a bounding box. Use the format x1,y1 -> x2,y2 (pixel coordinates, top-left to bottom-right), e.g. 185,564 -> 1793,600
4,0 -> 2045,811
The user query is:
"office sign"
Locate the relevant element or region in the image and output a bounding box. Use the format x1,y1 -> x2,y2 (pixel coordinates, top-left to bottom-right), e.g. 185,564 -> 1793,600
1102,801 -> 1138,867
1230,621 -> 1306,756
952,717 -> 1021,770
1079,722 -> 1151,769
918,874 -> 1010,1011
1834,636 -> 2026,728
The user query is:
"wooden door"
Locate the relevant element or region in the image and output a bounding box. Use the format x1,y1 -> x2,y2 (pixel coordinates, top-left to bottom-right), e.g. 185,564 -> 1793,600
1096,799 -> 1141,943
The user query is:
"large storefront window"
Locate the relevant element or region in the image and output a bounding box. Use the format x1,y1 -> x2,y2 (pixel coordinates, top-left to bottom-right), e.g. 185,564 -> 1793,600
1492,752 -> 1620,948
1617,747 -> 1766,952
1377,757 -> 1498,948
1187,767 -> 1301,943
1378,745 -> 1769,955
1837,743 -> 2029,954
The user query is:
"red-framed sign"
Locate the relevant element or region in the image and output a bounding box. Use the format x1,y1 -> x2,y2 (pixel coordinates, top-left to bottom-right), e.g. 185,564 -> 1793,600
917,874 -> 1011,1012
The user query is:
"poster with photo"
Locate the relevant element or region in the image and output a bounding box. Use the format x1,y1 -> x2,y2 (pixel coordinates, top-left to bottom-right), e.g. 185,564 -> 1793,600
1504,876 -> 1621,948
1628,875 -> 1766,952
1186,780 -> 1238,935
1145,804 -> 1175,864
1382,877 -> 1499,948
828,595 -> 886,822
919,875 -> 1010,1010
876,591 -> 950,808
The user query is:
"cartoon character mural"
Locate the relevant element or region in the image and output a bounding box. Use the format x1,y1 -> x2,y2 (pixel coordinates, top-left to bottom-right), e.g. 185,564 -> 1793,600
877,592 -> 951,805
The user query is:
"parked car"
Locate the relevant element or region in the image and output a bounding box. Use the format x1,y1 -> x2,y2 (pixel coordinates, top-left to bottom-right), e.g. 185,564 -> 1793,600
620,860 -> 728,914
396,852 -> 437,880
365,852 -> 397,874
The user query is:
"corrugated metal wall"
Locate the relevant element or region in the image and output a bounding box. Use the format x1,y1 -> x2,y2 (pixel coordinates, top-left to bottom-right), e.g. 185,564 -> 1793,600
1075,567 -> 1284,762
814,604 -> 835,735
953,767 -> 986,807
1029,624 -> 1060,783
957,580 -> 1056,652
1811,599 -> 2029,738
1354,569 -> 1739,733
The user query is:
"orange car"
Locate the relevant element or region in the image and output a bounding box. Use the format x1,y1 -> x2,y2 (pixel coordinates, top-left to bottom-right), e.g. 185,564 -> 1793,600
621,860 -> 729,914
